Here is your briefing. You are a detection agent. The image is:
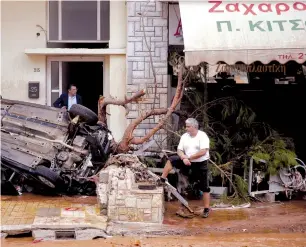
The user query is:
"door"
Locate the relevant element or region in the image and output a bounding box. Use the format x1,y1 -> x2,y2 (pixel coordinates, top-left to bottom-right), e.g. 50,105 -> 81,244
47,57 -> 105,111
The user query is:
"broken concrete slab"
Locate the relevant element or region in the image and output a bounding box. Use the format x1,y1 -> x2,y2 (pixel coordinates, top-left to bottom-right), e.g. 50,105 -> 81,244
32,228 -> 111,241
36,208 -> 61,217
30,204 -> 109,241
0,233 -> 8,238
1,224 -> 32,235
32,213 -> 108,230
106,222 -> 184,237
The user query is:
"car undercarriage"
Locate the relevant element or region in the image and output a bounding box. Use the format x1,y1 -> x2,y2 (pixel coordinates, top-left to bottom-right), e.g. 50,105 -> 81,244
1,98 -> 114,195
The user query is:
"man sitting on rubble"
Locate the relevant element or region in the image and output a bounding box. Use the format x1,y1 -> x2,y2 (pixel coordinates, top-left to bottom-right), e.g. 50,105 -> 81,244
159,118 -> 211,218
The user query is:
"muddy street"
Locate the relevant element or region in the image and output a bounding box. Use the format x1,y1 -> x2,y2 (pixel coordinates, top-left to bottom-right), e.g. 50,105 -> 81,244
3,233 -> 306,247
2,194 -> 306,234
1,194 -> 306,246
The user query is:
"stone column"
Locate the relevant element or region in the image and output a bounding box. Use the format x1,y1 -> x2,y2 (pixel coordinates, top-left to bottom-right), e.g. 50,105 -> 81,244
126,0 -> 169,146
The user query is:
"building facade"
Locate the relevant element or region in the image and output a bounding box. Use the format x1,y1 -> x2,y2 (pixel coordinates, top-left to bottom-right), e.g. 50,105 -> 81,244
1,0 -> 173,144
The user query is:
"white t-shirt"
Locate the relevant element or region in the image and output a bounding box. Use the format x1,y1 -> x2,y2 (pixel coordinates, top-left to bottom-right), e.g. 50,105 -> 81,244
177,130 -> 210,162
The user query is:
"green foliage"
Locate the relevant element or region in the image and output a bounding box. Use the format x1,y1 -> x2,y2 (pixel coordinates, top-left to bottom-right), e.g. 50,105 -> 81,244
140,157 -> 157,168
233,174 -> 249,201
181,92 -> 298,179
217,192 -> 247,206
188,91 -> 296,174
249,139 -> 298,175
168,53 -> 298,203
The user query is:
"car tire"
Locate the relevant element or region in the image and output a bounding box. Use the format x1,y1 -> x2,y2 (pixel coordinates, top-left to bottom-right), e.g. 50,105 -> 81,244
35,166 -> 63,189
69,104 -> 98,125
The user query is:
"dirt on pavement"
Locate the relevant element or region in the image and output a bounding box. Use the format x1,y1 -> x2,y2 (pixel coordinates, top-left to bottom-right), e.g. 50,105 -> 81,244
1,194 -> 306,246
3,233 -> 306,247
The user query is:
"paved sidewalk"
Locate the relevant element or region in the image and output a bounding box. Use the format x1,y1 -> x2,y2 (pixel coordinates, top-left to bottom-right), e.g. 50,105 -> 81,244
1,195 -> 98,227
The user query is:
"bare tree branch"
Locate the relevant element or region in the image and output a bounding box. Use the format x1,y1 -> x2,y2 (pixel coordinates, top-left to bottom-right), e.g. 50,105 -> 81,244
117,67 -> 187,153
98,90 -> 146,125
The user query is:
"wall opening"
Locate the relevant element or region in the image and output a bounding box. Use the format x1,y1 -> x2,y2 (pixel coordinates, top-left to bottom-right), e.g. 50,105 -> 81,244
49,60 -> 104,114
63,62 -> 103,113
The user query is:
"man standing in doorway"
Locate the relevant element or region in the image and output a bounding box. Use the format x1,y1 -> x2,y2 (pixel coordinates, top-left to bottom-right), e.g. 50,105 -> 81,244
53,84 -> 82,110
159,118 -> 211,218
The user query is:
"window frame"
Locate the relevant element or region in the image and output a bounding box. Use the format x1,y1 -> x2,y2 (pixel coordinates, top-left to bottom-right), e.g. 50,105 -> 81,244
47,0 -> 109,43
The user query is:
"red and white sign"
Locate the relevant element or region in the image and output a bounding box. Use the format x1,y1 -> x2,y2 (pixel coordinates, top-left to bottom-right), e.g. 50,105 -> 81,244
179,1 -> 306,65
169,4 -> 183,45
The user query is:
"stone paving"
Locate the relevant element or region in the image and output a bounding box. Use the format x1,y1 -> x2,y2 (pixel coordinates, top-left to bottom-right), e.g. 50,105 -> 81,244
1,195 -> 98,227
1,194 -> 108,239
0,194 -> 178,240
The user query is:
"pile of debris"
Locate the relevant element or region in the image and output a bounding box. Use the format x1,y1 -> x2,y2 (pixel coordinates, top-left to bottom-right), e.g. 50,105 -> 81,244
96,154 -> 165,224
278,162 -> 306,194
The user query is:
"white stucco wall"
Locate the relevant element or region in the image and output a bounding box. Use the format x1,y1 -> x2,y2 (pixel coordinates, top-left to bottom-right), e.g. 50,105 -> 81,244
105,1 -> 127,141
1,1 -> 47,104
0,0 -> 127,141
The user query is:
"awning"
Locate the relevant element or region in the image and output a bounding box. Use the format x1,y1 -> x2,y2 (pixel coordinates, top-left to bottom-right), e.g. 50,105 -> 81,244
179,0 -> 306,66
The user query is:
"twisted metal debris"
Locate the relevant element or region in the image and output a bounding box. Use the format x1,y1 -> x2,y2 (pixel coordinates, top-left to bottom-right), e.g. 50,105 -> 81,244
279,159 -> 306,192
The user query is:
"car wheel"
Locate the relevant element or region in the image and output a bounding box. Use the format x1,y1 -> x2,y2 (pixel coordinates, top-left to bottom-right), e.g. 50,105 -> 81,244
34,166 -> 63,189
69,104 -> 98,125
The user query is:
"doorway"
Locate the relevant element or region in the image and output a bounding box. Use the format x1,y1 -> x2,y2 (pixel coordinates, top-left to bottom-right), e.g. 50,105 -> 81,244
47,57 -> 104,114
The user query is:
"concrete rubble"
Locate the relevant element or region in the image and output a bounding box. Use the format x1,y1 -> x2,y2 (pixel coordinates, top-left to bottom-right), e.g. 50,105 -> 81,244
97,164 -> 164,224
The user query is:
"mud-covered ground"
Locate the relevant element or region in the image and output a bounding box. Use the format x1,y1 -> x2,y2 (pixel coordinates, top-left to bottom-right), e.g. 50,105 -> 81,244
3,233 -> 306,247
164,199 -> 306,234
1,194 -> 306,246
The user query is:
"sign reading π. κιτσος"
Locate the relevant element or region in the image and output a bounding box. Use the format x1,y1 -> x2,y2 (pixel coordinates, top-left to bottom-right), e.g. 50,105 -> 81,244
216,19 -> 306,32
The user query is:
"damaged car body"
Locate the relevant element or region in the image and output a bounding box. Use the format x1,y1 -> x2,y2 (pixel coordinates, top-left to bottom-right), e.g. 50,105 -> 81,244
1,98 -> 114,195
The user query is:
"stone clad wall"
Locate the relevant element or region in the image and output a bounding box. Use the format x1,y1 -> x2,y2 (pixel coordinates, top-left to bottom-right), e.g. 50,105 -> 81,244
126,0 -> 169,143
97,166 -> 164,224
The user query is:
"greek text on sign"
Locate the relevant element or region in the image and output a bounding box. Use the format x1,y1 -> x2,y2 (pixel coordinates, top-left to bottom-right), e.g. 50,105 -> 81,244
217,19 -> 306,32
217,64 -> 286,73
278,52 -> 306,61
208,1 -> 306,15
179,1 -> 306,64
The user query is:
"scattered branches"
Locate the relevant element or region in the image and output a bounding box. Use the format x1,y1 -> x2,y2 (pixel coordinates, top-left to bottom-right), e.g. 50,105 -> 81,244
210,159 -> 249,202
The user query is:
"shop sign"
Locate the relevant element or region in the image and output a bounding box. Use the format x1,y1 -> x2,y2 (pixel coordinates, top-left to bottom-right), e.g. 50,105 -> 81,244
169,4 -> 183,45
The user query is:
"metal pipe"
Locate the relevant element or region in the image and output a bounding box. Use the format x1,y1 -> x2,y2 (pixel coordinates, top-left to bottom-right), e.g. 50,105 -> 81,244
8,171 -> 16,182
248,157 -> 253,194
35,135 -> 88,155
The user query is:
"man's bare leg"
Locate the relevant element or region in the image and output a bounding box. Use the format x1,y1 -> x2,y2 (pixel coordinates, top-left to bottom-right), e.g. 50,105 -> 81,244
202,192 -> 210,218
160,161 -> 194,218
161,160 -> 173,179
203,192 -> 210,208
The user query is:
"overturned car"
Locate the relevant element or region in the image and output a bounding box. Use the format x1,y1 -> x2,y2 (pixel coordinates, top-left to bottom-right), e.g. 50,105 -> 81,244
1,98 -> 114,195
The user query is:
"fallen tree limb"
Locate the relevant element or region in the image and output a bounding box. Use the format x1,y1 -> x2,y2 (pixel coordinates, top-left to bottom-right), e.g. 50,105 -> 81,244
98,90 -> 146,125
209,159 -> 249,202
117,67 -> 187,153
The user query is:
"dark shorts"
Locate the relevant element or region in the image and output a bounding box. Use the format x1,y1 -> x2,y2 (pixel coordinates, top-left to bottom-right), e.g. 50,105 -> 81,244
168,155 -> 210,193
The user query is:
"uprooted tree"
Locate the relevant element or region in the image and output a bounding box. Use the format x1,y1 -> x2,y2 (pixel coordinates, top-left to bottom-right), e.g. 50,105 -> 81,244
97,66 -> 187,154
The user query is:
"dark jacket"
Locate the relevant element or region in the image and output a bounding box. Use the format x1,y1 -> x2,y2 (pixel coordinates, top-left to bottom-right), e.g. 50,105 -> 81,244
53,93 -> 82,108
